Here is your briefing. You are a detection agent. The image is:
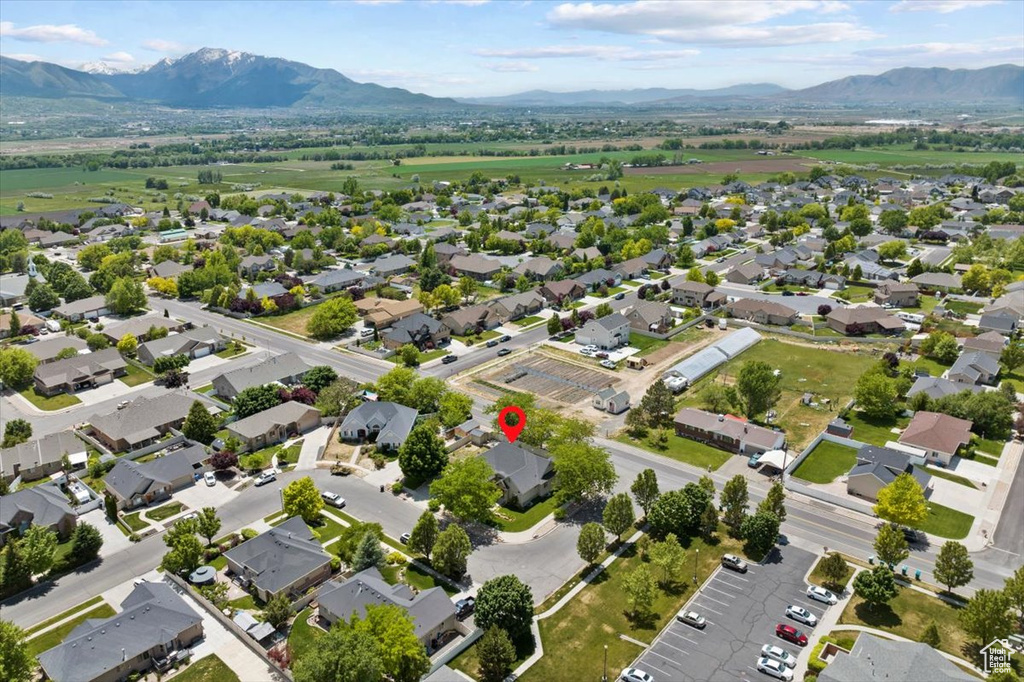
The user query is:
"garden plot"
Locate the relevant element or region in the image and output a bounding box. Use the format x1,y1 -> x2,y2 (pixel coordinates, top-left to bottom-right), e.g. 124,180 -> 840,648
488,355 -> 620,404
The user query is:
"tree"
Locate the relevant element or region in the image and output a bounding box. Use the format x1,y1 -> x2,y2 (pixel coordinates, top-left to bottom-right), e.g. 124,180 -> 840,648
624,407 -> 649,438
736,361 -> 781,418
292,623 -> 382,682
639,379 -> 675,428
698,382 -> 735,414
758,481 -> 787,524
477,626 -> 516,682
649,533 -> 686,587
105,277 -> 147,315
0,347 -> 38,388
283,476 -> 324,524
853,565 -> 898,610
921,621 -> 941,648
307,296 -> 357,339
195,507 -> 221,547
335,522 -> 384,564
458,276 -> 478,303
182,400 -> 217,444
0,620 -> 34,682
698,503 -> 719,541
622,563 -> 657,619
0,542 -> 33,598
877,240 -> 907,262
303,365 -> 338,393
28,283 -> 59,312
399,422 -> 449,481
933,541 -> 974,593
210,450 -> 238,471
19,524 -> 57,575
551,442 -> 617,503
547,315 -> 562,335
721,475 -> 749,532
352,530 -> 386,571
438,391 -> 473,429
161,525 -> 204,576
1005,565 -> 1024,629
576,522 -> 606,565
475,574 -> 534,642
6,309 -> 20,338
962,263 -> 989,294
2,419 -> 31,448
116,333 -> 138,358
354,604 -> 430,682
931,334 -> 960,364
959,589 -> 1013,646
397,344 -> 419,367
630,468 -> 660,519
232,384 -> 281,420
407,511 -> 439,560
873,523 -> 909,566
1001,344 -> 1024,374
874,473 -> 928,528
602,493 -> 636,540
649,484 -> 711,538
68,522 -> 103,564
430,457 -> 500,522
262,592 -> 292,629
741,511 -> 780,557
819,552 -> 850,589
879,209 -> 908,235
432,524 -> 472,579
854,372 -> 900,420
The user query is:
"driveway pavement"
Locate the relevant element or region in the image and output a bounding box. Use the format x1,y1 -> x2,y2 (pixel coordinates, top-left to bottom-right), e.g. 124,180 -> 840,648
927,476 -> 984,511
631,546 -> 823,682
173,477 -> 241,514
80,508 -> 133,557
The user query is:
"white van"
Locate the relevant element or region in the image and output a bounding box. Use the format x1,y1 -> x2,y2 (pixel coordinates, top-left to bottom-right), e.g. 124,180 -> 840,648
45,320 -> 62,332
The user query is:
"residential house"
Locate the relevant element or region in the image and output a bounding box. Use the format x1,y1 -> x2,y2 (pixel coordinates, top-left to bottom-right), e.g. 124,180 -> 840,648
89,392 -> 197,452
137,326 -> 224,366
725,262 -> 765,285
481,442 -> 555,508
355,297 -> 424,328
449,254 -> 502,281
227,402 -> 321,453
238,254 -> 276,278
147,260 -> 192,280
0,273 -> 39,306
514,256 -> 563,280
672,408 -> 785,455
548,232 -> 577,251
52,295 -> 109,322
339,401 -> 418,450
962,330 -> 1007,358
490,290 -> 545,322
33,347 -> 127,396
817,633 -> 974,682
23,335 -> 88,364
441,305 -> 501,336
101,316 -> 185,344
946,351 -> 1000,386
898,411 -> 973,466
672,280 -> 715,307
104,442 -> 207,510
613,257 -> 648,280
571,246 -> 602,262
755,250 -> 798,271
874,281 -> 920,307
825,307 -> 905,335
0,310 -> 44,338
906,376 -> 983,400
977,310 -> 1019,336
317,567 -> 456,649
540,280 -> 586,305
783,270 -> 847,290
592,387 -> 630,415
433,242 -> 466,263
306,268 -> 379,294
381,313 -> 450,351
575,313 -> 630,350
1,430 -> 84,484
847,445 -> 932,502
575,268 -> 621,292
223,516 -> 332,601
642,248 -> 673,270
726,298 -> 798,326
369,253 -> 415,277
211,352 -> 310,399
37,582 -> 204,682
910,272 -> 962,292
0,484 -> 76,546
626,301 -> 673,333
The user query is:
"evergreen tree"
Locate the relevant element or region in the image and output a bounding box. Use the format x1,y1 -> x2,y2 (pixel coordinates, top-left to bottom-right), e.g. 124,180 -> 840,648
352,531 -> 386,571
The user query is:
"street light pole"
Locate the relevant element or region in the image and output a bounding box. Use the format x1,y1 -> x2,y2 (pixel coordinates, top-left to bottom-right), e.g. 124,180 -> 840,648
694,547 -> 699,583
602,644 -> 608,682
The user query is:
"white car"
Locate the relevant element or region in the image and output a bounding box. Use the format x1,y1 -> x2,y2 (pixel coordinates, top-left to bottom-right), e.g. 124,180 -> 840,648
620,668 -> 654,682
600,359 -> 617,369
760,644 -> 797,668
254,471 -> 277,487
675,610 -> 706,629
786,605 -> 817,627
806,585 -> 838,605
321,491 -> 346,508
757,657 -> 793,680
204,471 -> 216,487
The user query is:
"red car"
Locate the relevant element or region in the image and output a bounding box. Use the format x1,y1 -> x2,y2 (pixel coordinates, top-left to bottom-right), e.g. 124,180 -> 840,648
775,624 -> 808,647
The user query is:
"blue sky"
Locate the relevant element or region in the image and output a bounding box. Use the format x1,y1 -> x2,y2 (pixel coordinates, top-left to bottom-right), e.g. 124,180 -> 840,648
1,0 -> 1022,97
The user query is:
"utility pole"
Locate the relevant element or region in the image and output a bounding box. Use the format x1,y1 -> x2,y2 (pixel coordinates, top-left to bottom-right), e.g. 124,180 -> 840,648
694,547 -> 699,583
602,644 -> 608,682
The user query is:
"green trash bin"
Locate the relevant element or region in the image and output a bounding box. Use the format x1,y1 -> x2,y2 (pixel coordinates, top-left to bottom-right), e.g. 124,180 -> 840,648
869,555 -> 875,564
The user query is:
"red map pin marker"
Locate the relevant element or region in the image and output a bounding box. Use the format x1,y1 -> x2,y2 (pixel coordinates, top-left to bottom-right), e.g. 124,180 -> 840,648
498,406 -> 526,443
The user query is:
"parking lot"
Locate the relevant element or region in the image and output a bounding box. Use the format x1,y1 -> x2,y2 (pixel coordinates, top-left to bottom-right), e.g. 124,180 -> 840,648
631,547 -> 825,682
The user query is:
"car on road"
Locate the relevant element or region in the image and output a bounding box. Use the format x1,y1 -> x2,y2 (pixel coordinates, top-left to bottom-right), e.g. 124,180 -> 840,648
775,624 -> 808,646
600,359 -> 617,369
620,669 -> 654,682
781,290 -> 795,296
786,605 -> 817,626
254,471 -> 277,487
748,452 -> 764,468
455,597 -> 475,620
796,292 -> 808,296
180,511 -> 199,523
400,532 -> 411,544
806,586 -> 838,605
580,348 -> 596,356
614,292 -> 626,300
320,491 -> 346,508
675,610 -> 706,629
486,339 -> 499,348
761,644 -> 797,668
757,656 -> 794,680
117,400 -> 130,410
442,355 -> 458,364
595,351 -> 609,359
499,335 -> 512,343
497,348 -> 511,356
204,472 -> 217,487
721,554 -> 748,573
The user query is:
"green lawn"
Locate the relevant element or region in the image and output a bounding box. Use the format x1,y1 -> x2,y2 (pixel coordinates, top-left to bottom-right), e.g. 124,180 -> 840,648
405,562 -> 459,595
513,315 -> 544,327
215,343 -> 249,359
145,501 -> 184,522
912,356 -> 953,378
277,442 -> 303,465
387,347 -> 449,365
793,441 -> 859,483
26,604 -> 118,657
119,363 -> 155,387
453,329 -> 501,345
972,435 -> 1006,457
122,511 -> 150,531
843,411 -> 909,447
228,594 -> 258,611
194,383 -> 216,394
919,501 -> 974,539
312,514 -> 346,543
629,334 -> 669,357
171,655 -> 240,682
615,433 -> 732,471
943,300 -> 983,316
840,585 -> 968,660
491,496 -> 561,533
24,595 -> 105,636
916,465 -> 978,489
605,286 -> 627,296
18,386 -> 81,410
808,554 -> 852,592
843,285 -> 876,302
287,607 -> 321,664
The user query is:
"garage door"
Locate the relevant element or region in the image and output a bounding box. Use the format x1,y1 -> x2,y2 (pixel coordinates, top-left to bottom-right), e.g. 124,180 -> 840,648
193,346 -> 212,358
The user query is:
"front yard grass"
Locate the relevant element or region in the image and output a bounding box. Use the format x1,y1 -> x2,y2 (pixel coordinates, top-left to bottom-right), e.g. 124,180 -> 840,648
843,411 -> 909,447
916,465 -> 978,489
122,511 -> 150,532
119,362 -> 155,387
918,501 -> 974,539
18,386 -> 81,411
26,604 -> 117,657
145,501 -> 185,522
513,315 -> 544,328
972,435 -> 1006,457
453,329 -> 501,345
386,347 -> 449,365
490,496 -> 560,533
194,383 -> 215,394
227,594 -> 258,611
629,333 -> 669,357
842,285 -> 876,302
214,342 -> 249,359
312,513 -> 346,543
792,441 -> 859,484
259,304 -> 318,337
616,432 -> 733,471
172,654 -> 240,682
808,554 -> 852,592
605,286 -> 627,296
277,442 -> 303,465
24,596 -> 104,636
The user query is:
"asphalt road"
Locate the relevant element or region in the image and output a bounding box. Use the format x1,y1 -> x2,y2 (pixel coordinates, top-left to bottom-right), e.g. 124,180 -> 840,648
713,284 -> 838,315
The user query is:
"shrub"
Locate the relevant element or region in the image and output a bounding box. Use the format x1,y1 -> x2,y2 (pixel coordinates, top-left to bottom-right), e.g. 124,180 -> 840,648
330,555 -> 341,571
386,552 -> 407,566
427,498 -> 441,512
241,528 -> 258,540
392,481 -> 404,493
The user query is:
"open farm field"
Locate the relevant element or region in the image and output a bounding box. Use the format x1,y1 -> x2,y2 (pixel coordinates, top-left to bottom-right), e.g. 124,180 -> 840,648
800,146 -> 1018,167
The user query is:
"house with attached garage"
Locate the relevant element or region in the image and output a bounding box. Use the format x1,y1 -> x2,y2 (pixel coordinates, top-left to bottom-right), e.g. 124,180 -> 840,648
89,392 -> 198,452
211,351 -> 310,399
672,280 -> 715,308
227,402 -> 321,453
626,301 -> 673,333
52,294 -> 109,322
1,430 -> 85,484
441,304 -> 501,336
575,313 -> 630,350
540,279 -> 586,305
100,316 -> 185,344
514,256 -> 563,280
381,312 -> 450,351
305,268 -> 380,294
575,268 -> 621,292
23,335 -> 88,364
369,253 -> 416,277
613,256 -> 649,280
673,408 -> 785,455
355,297 -> 424,329
104,442 -> 207,510
961,330 -> 1007,358
147,259 -> 193,279
481,441 -> 556,508
223,516 -> 333,601
897,411 -> 973,467
874,281 -> 919,307
489,290 -> 545,322
33,347 -> 127,396
910,272 -> 962,292
0,484 -> 77,545
339,401 -> 418,450
449,254 -> 502,281
825,307 -> 905,336
725,262 -> 765,285
946,351 -> 1000,386
238,254 -> 276,278
0,273 -> 39,306
726,298 -> 798,326
0,310 -> 44,338
846,445 -> 932,502
136,326 -> 225,366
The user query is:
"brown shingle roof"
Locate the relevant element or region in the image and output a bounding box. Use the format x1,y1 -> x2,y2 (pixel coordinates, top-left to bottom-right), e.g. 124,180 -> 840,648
898,411 -> 972,455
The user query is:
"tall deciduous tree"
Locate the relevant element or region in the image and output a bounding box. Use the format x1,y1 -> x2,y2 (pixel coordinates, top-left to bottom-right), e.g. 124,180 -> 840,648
551,442 -> 616,503
741,511 -> 780,558
116,333 -> 138,358
933,541 -> 974,594
0,347 -> 39,388
432,524 -> 472,580
354,604 -> 431,682
262,593 -> 293,629
649,533 -> 686,587
282,476 -> 324,524
602,493 -> 635,540
639,379 -> 675,428
233,384 -> 281,419
576,522 -> 606,565
1004,565 -> 1024,629
736,361 -> 781,418
292,623 -> 382,682
407,511 -> 439,560
873,524 -> 909,566
630,468 -> 660,518
19,524 -> 57,575
721,475 -> 749,532
649,484 -> 711,539
622,564 -> 657,620
855,372 -> 900,420
758,481 -> 787,523
874,473 -> 928,528
959,589 -> 1013,646
196,507 -> 221,547
853,565 -> 898,610
819,553 -> 850,590
105,277 -> 147,315
477,626 -> 516,682
307,296 -> 357,339
430,457 -> 501,522
0,619 -> 34,682
399,422 -> 448,481
302,365 -> 338,393
474,574 -> 534,643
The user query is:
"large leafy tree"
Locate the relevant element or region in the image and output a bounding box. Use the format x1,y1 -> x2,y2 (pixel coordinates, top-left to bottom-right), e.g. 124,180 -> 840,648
630,468 -> 660,519
639,379 -> 675,428
933,541 -> 974,594
0,542 -> 32,598
736,361 -> 781,418
757,480 -> 787,523
161,521 -> 204,576
182,400 -> 218,444
873,523 -> 909,566
27,283 -> 59,312
116,333 -> 138,358
232,383 -> 281,419
438,391 -> 474,429
19,524 -> 58,575
477,626 -> 516,682
2,419 -> 31,448
353,604 -> 430,682
1004,565 -> 1024,629
292,623 -> 382,682
375,366 -> 417,405
649,484 -> 711,539
474,574 -> 534,643
721,474 -> 750,532
741,510 -> 780,558
429,457 -> 501,522
302,365 -> 338,393
398,423 -> 449,480
105,277 -> 147,315
551,441 -> 616,503
622,564 -> 657,620
68,522 -> 103,564
407,511 -> 439,560
307,296 -> 357,339
853,565 -> 898,610
854,372 -> 900,420
0,619 -> 34,682
649,533 -> 686,587
873,473 -> 928,528
262,593 -> 293,629
0,347 -> 39,388
959,589 -> 1013,646
602,493 -> 636,540
819,553 -> 851,590
283,476 -> 324,524
576,522 -> 606,565
432,524 -> 472,580
195,507 -> 221,547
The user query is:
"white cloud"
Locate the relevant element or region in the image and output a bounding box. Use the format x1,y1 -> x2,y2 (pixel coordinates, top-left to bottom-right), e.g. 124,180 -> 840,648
481,61 -> 539,72
855,41 -> 1023,60
474,44 -> 699,61
347,67 -> 477,87
1,52 -> 43,62
103,51 -> 135,64
141,39 -> 188,53
0,21 -> 107,46
889,0 -> 1003,13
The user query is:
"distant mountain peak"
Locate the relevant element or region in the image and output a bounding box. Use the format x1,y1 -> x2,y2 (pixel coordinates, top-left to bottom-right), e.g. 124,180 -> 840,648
80,60 -> 149,75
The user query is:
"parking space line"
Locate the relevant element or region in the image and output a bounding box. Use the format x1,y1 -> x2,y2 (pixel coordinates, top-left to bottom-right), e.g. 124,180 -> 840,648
666,631 -> 702,646
705,585 -> 737,598
694,603 -> 724,615
646,648 -> 689,663
717,573 -> 750,583
699,593 -> 732,607
654,640 -> 693,659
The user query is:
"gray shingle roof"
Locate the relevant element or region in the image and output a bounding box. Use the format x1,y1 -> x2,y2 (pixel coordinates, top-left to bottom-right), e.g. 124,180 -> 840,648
212,352 -> 310,397
0,484 -> 74,534
1,431 -> 84,480
53,294 -> 108,317
482,442 -> 554,496
22,335 -> 88,363
848,445 -> 931,490
223,516 -> 331,596
138,326 -> 222,360
89,392 -> 195,446
818,633 -> 974,682
340,402 -> 418,443
104,444 -> 204,501
228,402 -> 320,440
33,347 -> 126,389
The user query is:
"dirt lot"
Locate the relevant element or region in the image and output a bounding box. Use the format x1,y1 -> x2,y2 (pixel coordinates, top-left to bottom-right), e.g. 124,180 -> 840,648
490,354 -> 620,404
625,158 -> 812,176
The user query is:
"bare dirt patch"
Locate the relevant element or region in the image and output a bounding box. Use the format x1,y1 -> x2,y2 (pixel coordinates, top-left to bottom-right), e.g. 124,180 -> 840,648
487,354 -> 620,405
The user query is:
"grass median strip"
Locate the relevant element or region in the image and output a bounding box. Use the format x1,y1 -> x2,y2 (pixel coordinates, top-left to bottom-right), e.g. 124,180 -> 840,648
24,596 -> 104,637
27,604 -> 118,657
